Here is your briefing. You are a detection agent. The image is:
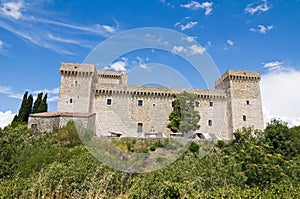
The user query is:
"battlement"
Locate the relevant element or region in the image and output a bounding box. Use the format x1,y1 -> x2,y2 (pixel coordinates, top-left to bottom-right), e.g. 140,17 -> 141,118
59,63 -> 96,76
215,70 -> 261,90
34,62 -> 264,140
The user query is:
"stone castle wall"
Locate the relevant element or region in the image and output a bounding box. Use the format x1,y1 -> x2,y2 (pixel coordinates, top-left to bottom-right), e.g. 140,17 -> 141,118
29,63 -> 264,140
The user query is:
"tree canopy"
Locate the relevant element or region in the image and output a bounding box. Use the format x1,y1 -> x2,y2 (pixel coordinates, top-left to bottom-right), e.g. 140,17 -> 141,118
12,91 -> 48,124
167,91 -> 200,135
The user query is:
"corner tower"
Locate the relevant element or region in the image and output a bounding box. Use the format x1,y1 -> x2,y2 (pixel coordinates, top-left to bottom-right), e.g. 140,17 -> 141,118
57,63 -> 96,113
215,70 -> 264,137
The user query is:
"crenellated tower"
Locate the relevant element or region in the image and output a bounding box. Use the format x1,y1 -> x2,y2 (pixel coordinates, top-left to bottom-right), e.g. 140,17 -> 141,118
57,63 -> 96,113
215,70 -> 264,138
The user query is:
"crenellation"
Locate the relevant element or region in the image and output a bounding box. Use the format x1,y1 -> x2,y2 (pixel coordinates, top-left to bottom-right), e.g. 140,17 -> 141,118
28,62 -> 264,140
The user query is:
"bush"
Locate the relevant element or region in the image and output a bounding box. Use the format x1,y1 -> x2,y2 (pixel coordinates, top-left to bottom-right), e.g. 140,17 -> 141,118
188,141 -> 200,153
149,145 -> 156,151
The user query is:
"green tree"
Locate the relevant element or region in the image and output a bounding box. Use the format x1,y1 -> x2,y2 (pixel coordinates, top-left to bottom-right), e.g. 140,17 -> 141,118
167,91 -> 200,135
32,92 -> 43,114
12,91 -> 33,123
264,119 -> 293,157
37,93 -> 48,113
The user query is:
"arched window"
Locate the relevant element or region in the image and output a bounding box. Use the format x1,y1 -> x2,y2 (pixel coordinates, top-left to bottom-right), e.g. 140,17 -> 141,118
243,115 -> 247,121
137,123 -> 143,133
70,98 -> 73,103
208,120 -> 212,126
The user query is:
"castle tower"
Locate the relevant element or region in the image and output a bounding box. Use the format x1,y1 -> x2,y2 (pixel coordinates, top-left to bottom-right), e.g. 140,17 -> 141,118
57,63 -> 96,113
215,70 -> 264,138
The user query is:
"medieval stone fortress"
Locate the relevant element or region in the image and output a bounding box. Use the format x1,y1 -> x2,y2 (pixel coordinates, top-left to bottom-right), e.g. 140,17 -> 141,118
28,62 -> 264,140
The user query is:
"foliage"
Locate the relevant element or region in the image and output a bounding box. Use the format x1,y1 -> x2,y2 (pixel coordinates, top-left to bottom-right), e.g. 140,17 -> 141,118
12,91 -> 33,124
37,93 -> 48,113
188,141 -> 200,153
32,92 -> 43,114
167,91 -> 200,134
1,119 -> 300,198
11,91 -> 48,126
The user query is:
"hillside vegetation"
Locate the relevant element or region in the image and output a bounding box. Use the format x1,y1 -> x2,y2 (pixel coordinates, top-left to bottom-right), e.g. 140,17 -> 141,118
1,120 -> 300,198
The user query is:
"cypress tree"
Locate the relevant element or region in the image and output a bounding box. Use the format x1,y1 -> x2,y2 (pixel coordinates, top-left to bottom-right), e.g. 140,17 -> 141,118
37,93 -> 48,113
32,92 -> 43,114
12,91 -> 33,123
13,91 -> 28,123
24,94 -> 33,122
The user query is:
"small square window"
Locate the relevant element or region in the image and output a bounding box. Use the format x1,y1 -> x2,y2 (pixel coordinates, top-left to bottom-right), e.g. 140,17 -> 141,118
246,100 -> 249,105
107,98 -> 112,105
138,100 -> 143,106
209,101 -> 213,107
208,120 -> 212,126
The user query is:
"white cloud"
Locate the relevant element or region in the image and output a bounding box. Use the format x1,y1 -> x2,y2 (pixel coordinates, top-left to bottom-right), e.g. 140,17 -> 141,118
0,85 -> 22,99
181,1 -> 213,15
137,56 -> 151,71
189,44 -> 206,55
263,61 -> 284,70
179,21 -> 198,31
227,39 -> 234,46
0,111 -> 15,129
0,1 -> 24,20
108,61 -> 127,71
181,36 -> 197,42
101,25 -> 116,33
0,40 -> 3,48
250,25 -> 273,34
245,0 -> 270,15
0,85 -> 59,102
261,68 -> 300,127
172,45 -> 186,53
0,2 -> 119,55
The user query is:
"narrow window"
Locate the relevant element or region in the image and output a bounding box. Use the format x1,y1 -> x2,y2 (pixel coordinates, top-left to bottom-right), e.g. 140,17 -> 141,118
210,101 -> 213,107
107,98 -> 112,105
243,115 -> 247,121
246,100 -> 249,105
75,80 -> 78,85
137,123 -> 143,133
208,120 -> 212,126
138,100 -> 143,106
70,98 -> 73,103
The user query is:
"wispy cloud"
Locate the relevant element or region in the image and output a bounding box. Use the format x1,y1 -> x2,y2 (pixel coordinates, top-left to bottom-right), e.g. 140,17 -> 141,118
0,1 -> 119,55
137,56 -> 151,71
245,0 -> 271,15
250,25 -> 273,34
227,39 -> 234,46
181,36 -> 197,42
175,21 -> 198,31
262,61 -> 284,71
0,85 -> 59,102
0,39 -> 7,55
158,0 -> 174,8
181,1 -> 213,15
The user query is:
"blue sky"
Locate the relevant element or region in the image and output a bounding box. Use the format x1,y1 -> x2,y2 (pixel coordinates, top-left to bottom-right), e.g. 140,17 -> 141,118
1,0 -> 300,128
